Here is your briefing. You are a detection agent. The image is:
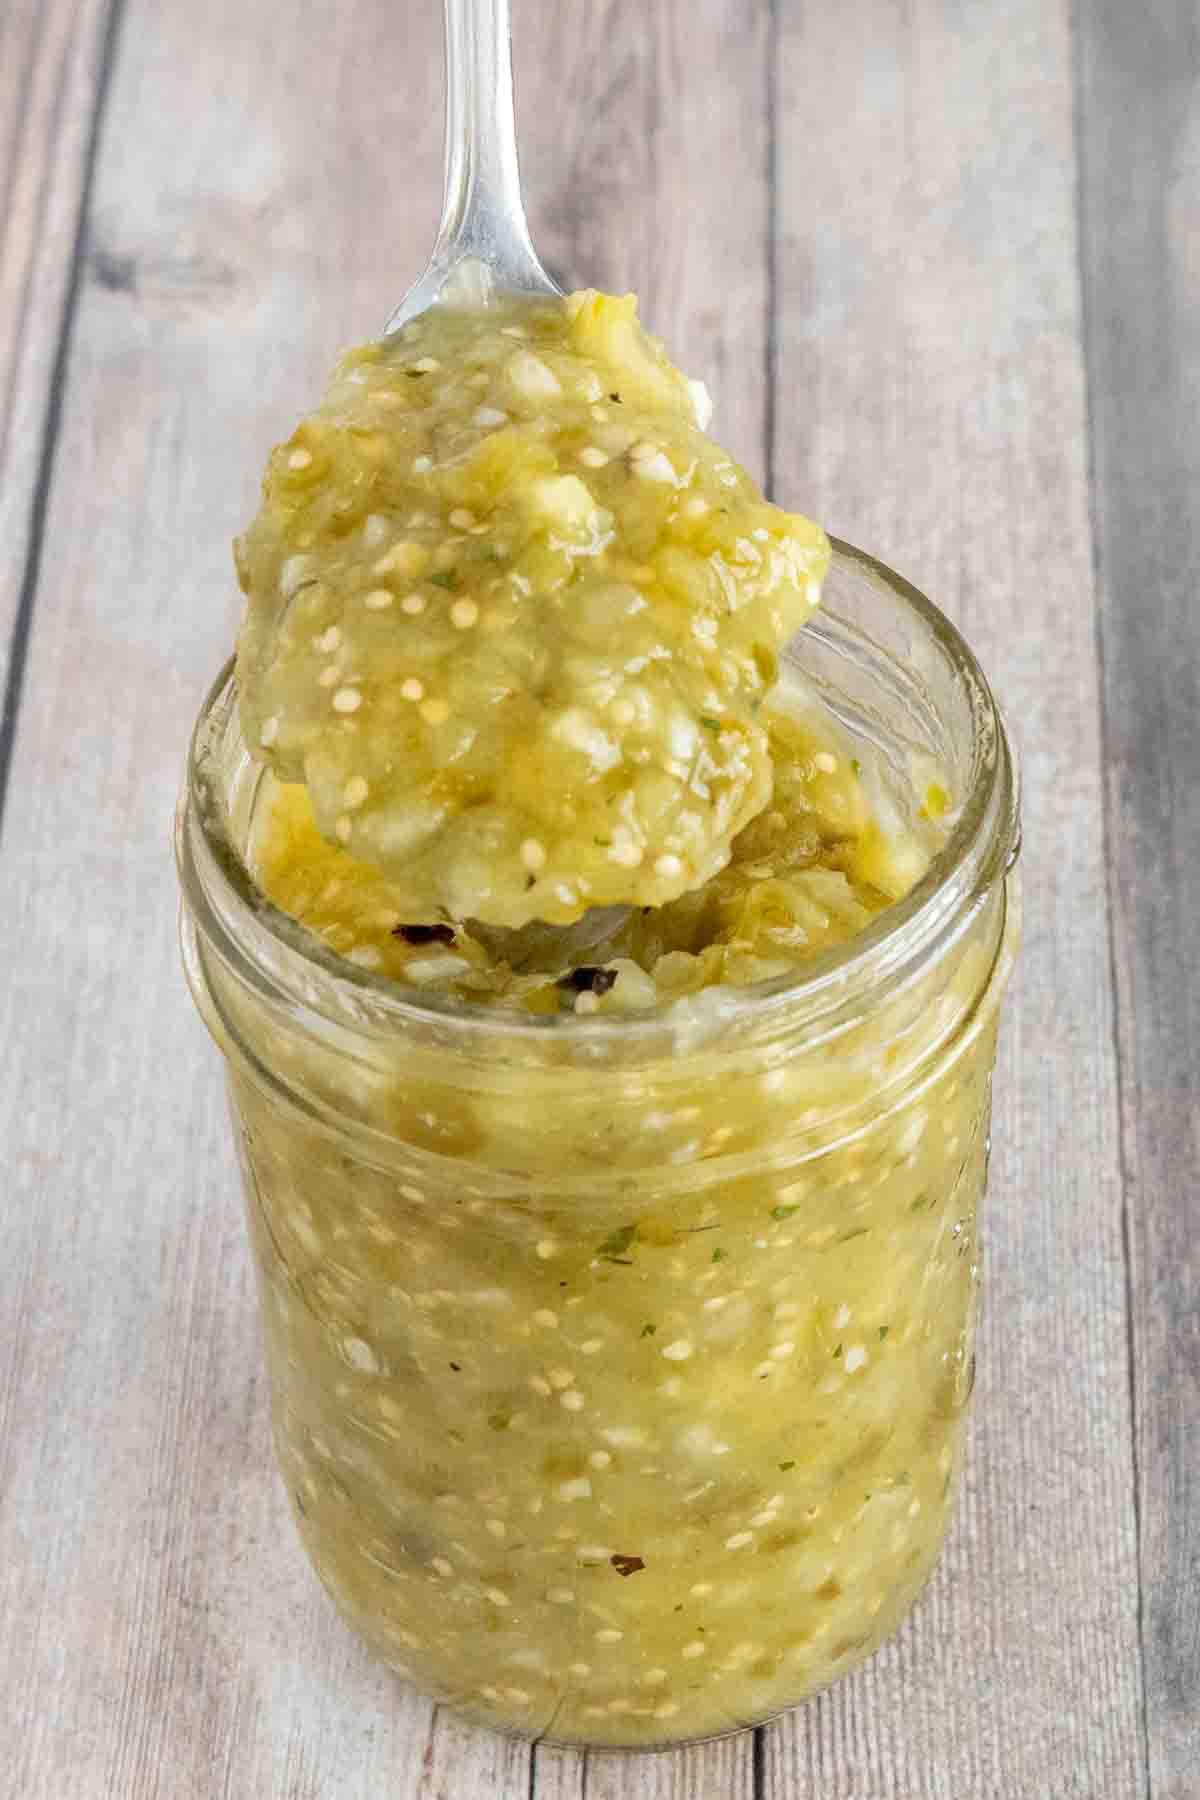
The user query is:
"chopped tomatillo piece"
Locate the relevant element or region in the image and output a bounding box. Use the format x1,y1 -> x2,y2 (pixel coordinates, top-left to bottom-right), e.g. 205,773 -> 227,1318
236,290 -> 829,928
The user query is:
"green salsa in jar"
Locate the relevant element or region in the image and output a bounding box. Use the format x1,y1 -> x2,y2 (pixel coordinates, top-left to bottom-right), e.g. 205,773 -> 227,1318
179,531 -> 1019,1746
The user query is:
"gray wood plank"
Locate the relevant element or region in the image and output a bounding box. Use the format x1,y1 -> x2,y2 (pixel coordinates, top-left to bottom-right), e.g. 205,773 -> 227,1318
765,2 -> 1146,1794
0,0 -> 449,1794
534,1737 -> 756,1800
517,0 -> 771,487
0,2 -> 768,1797
0,0 -> 117,777
1075,6 -> 1200,1796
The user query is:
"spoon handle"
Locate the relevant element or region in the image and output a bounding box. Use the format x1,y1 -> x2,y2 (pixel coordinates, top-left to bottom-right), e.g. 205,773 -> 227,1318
387,0 -> 557,330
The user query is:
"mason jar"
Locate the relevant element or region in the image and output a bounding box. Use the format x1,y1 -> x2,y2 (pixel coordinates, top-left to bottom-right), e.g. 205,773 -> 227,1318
177,541 -> 1020,1748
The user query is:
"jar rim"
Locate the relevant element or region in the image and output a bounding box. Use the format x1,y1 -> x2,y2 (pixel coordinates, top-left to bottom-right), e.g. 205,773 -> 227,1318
177,539 -> 1020,1054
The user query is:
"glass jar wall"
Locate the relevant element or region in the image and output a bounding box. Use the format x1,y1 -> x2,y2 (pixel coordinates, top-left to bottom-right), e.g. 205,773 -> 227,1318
178,544 -> 1019,1748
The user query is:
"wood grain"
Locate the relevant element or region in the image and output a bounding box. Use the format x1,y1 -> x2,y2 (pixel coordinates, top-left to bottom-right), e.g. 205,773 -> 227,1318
0,0 -> 118,801
516,0 -> 771,485
534,1737 -> 757,1800
0,0 -> 449,1795
1076,5 -> 1200,1796
766,1 -> 1145,1794
4,0 -> 1192,1794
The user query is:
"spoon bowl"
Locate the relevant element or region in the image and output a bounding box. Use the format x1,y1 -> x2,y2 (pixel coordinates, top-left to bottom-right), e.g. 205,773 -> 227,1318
385,0 -> 559,335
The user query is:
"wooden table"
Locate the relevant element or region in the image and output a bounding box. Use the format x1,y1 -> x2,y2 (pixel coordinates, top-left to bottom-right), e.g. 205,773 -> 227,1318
2,2 -> 1196,1794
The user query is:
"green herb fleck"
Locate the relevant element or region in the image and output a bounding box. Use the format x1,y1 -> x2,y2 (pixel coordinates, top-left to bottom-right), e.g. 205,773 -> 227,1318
598,1223 -> 637,1262
833,1343 -> 843,1359
429,570 -> 458,590
878,1325 -> 890,1342
640,1322 -> 657,1338
770,1204 -> 800,1221
851,758 -> 863,778
700,716 -> 721,732
712,1247 -> 725,1263
778,1460 -> 795,1472
594,836 -> 612,847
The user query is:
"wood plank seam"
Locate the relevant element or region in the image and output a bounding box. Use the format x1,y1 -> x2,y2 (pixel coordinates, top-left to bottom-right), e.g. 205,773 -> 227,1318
1070,4 -> 1158,1795
0,0 -> 126,845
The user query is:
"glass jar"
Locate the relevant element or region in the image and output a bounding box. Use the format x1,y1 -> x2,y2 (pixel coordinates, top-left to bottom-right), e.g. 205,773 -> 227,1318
177,541 -> 1020,1749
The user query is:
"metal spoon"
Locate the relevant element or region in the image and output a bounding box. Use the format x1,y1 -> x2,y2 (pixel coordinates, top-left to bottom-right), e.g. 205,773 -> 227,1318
384,0 -> 558,334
